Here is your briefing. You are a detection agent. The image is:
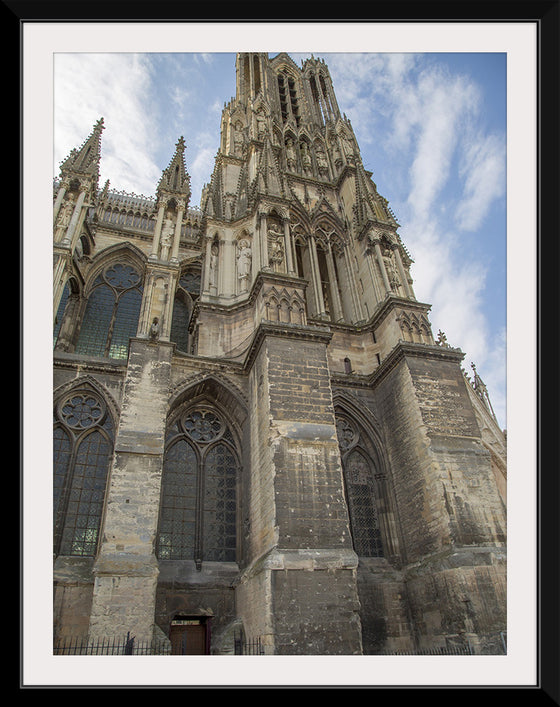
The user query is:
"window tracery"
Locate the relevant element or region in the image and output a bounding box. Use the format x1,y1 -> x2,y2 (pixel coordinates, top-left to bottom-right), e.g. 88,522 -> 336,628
335,413 -> 384,558
53,390 -> 114,557
157,406 -> 238,566
75,262 -> 143,360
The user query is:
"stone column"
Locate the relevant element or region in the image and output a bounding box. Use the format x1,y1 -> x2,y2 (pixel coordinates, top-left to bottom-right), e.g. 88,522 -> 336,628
393,244 -> 413,299
260,213 -> 269,271
202,236 -> 213,295
283,218 -> 295,275
53,179 -> 68,224
61,189 -> 86,247
170,199 -> 185,263
252,215 -> 262,281
88,339 -> 174,644
308,235 -> 326,317
236,325 -> 363,654
325,242 -> 344,322
365,240 -> 384,306
150,199 -> 166,259
344,243 -> 364,322
374,239 -> 391,294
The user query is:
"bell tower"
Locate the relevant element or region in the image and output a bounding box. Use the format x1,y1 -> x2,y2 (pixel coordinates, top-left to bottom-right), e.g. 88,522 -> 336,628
194,53 -> 506,655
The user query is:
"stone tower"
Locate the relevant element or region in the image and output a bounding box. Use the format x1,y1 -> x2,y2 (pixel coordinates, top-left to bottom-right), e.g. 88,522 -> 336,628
53,53 -> 507,656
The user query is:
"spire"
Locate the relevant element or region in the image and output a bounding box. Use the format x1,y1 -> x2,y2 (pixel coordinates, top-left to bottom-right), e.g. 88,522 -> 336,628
157,136 -> 191,200
59,117 -> 104,185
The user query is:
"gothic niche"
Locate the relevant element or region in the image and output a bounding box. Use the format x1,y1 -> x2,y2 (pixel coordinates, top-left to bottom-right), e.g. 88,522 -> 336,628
267,215 -> 285,272
236,233 -> 253,293
314,139 -> 329,179
335,410 -> 400,561
285,135 -> 297,172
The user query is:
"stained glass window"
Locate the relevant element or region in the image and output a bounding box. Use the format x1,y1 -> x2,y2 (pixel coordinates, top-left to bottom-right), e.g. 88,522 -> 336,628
53,281 -> 70,348
344,450 -> 383,557
170,270 -> 200,354
335,415 -> 384,558
170,294 -> 191,354
157,407 -> 238,564
53,391 -> 114,557
75,262 -> 142,360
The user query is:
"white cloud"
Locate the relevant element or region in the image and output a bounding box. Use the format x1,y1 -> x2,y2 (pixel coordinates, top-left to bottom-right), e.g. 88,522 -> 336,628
54,53 -> 162,196
325,53 -> 506,425
455,132 -> 506,231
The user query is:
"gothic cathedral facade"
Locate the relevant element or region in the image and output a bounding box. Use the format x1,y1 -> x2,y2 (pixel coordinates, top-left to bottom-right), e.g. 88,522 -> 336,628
53,53 -> 507,655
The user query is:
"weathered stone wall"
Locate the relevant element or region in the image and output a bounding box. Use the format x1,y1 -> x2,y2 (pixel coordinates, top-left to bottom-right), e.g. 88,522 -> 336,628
88,339 -> 174,641
331,345 -> 506,652
355,558 -> 413,654
272,563 -> 362,654
154,561 -> 238,653
53,557 -> 95,640
236,327 -> 363,654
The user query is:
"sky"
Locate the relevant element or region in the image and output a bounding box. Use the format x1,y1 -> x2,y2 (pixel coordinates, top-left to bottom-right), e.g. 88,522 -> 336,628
53,50 -> 507,428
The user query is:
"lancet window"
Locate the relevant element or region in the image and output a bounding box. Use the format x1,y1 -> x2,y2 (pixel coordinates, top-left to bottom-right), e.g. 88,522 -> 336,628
157,406 -> 238,566
170,268 -> 201,354
277,70 -> 300,127
75,262 -> 143,360
53,389 -> 114,557
335,414 -> 384,558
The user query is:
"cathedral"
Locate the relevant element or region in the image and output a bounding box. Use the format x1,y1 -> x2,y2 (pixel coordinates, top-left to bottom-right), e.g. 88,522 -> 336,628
52,52 -> 507,656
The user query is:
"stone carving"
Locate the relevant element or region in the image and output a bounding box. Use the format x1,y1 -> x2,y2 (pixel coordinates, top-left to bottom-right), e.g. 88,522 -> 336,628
267,224 -> 285,269
237,239 -> 252,291
285,138 -> 297,171
233,121 -> 244,157
316,145 -> 329,176
300,142 -> 312,176
149,317 -> 160,341
209,243 -> 219,288
160,217 -> 174,260
255,107 -> 268,140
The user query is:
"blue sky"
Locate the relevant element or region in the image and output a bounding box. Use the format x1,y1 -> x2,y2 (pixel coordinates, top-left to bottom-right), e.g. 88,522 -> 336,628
53,51 -> 507,427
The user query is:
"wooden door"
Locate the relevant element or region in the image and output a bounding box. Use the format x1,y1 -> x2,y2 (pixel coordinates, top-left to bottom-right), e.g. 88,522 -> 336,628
170,619 -> 208,655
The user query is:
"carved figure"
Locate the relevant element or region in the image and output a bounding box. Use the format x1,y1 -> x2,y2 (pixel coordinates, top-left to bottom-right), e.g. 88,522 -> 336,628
149,317 -> 160,341
233,121 -> 244,157
286,138 -> 297,171
300,142 -> 312,175
255,108 -> 267,139
209,243 -> 219,287
267,224 -> 285,269
237,239 -> 252,290
160,217 -> 174,259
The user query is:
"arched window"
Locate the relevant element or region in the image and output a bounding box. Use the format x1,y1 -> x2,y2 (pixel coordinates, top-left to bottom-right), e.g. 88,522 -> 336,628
170,270 -> 201,353
336,415 -> 384,558
157,407 -> 238,566
53,390 -> 114,556
53,281 -> 71,347
75,262 -> 143,360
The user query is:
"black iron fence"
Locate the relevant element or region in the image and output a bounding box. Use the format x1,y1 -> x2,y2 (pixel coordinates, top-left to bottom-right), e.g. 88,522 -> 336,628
54,632 -> 171,655
234,634 -> 265,655
54,634 -> 477,656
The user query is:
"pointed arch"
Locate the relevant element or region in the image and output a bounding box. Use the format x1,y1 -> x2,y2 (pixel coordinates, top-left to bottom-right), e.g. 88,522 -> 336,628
159,376 -> 247,567
332,391 -> 403,562
74,246 -> 145,360
53,378 -> 116,557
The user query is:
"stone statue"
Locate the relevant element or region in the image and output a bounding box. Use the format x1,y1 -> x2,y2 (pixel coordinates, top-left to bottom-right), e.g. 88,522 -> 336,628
149,317 -> 160,341
255,108 -> 267,140
237,239 -> 252,290
316,145 -> 328,175
233,121 -> 244,157
160,217 -> 174,260
209,243 -> 219,288
267,224 -> 285,269
286,138 -> 297,171
300,142 -> 312,175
